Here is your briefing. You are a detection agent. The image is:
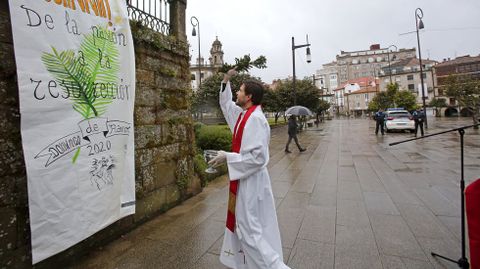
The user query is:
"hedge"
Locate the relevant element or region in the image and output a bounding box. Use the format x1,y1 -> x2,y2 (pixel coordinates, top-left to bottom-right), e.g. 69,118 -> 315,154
195,123 -> 232,151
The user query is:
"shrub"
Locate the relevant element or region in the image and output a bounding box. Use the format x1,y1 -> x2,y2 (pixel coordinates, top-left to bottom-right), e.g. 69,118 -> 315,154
193,153 -> 208,187
196,125 -> 232,151
193,124 -> 231,186
193,122 -> 204,137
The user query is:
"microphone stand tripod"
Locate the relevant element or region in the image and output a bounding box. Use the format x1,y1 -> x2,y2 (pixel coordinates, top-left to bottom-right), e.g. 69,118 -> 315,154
389,122 -> 480,269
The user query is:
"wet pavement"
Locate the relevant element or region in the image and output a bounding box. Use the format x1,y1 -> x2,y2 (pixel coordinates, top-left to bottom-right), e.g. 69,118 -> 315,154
71,117 -> 480,269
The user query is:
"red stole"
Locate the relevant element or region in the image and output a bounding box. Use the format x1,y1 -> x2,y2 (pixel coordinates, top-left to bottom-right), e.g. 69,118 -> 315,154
226,105 -> 258,232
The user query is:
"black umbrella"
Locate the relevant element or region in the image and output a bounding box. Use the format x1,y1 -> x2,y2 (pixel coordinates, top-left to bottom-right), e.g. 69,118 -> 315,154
285,105 -> 313,116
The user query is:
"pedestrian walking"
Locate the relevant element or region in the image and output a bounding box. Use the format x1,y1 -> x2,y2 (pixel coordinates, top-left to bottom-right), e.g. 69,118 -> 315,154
285,115 -> 306,153
374,108 -> 386,135
412,108 -> 425,137
209,68 -> 290,269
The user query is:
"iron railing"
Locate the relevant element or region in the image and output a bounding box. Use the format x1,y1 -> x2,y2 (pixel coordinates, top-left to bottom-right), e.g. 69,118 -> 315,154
127,0 -> 170,35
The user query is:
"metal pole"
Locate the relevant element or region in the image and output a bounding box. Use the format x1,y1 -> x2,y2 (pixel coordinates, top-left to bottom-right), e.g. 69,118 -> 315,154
190,16 -> 201,89
415,8 -> 427,128
386,45 -> 397,85
198,33 -> 201,87
460,129 -> 466,260
292,37 -> 297,105
197,21 -> 201,88
387,51 -> 392,84
291,36 -> 311,106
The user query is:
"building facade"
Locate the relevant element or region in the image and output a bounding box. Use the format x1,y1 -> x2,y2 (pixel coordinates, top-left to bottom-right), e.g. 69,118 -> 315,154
315,61 -> 339,94
316,44 -> 417,111
345,87 -> 379,117
335,44 -> 416,84
333,77 -> 378,114
379,58 -> 437,105
434,55 -> 480,116
190,36 -> 224,90
314,61 -> 338,110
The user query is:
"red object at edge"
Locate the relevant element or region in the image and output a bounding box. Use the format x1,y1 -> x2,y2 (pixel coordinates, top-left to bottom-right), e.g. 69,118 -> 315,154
466,178 -> 480,269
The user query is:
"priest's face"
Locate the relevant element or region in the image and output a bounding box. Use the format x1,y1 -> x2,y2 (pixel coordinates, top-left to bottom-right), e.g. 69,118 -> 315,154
235,84 -> 251,108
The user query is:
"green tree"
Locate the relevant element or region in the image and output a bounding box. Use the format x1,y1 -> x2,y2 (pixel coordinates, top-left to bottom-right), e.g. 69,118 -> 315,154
262,87 -> 287,123
314,99 -> 331,122
263,78 -> 319,126
428,97 -> 447,117
269,78 -> 319,109
368,82 -> 417,111
386,82 -> 399,102
191,54 -> 267,119
193,73 -> 261,117
368,91 -> 393,111
445,75 -> 480,128
394,90 -> 417,111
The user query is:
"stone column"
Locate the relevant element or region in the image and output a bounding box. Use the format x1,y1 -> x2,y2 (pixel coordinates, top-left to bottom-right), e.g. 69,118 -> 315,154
169,0 -> 187,42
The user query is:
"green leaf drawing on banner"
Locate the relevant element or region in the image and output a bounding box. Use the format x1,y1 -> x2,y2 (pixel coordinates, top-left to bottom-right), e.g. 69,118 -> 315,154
41,25 -> 120,163
72,146 -> 81,164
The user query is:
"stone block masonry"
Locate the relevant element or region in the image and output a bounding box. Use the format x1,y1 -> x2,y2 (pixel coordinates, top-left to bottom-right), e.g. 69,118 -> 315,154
0,0 -> 200,268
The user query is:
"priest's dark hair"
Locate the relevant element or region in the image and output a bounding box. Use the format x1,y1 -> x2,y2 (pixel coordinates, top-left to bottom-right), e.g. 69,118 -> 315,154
242,80 -> 264,105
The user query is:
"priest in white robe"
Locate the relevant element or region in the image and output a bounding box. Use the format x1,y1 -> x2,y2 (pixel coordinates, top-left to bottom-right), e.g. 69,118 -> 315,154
209,69 -> 289,269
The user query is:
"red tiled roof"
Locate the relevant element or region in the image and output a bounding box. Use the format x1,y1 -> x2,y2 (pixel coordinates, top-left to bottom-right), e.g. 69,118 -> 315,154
344,87 -> 378,95
336,77 -> 378,90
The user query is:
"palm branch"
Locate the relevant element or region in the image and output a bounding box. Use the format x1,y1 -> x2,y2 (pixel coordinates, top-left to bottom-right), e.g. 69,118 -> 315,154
41,26 -> 121,163
42,25 -> 120,119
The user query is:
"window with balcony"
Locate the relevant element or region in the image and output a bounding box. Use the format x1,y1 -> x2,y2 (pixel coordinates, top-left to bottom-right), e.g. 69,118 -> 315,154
407,74 -> 414,80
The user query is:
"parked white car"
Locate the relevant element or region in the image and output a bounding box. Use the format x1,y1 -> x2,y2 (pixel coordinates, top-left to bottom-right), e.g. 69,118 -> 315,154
385,110 -> 415,133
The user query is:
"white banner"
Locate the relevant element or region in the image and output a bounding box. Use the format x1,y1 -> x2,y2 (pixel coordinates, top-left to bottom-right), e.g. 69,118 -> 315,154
8,0 -> 136,264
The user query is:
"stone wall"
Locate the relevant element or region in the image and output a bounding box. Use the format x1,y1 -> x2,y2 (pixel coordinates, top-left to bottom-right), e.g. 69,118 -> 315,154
0,0 -> 200,268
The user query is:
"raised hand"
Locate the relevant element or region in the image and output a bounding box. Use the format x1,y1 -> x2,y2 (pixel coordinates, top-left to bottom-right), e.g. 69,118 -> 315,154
222,67 -> 238,83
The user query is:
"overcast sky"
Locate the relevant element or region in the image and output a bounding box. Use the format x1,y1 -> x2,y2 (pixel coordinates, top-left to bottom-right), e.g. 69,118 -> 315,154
185,0 -> 480,83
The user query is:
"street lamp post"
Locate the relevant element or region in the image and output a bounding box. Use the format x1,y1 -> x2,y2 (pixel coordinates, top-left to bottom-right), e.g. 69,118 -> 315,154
415,8 -> 428,128
292,35 -> 311,105
386,45 -> 398,84
190,16 -> 201,89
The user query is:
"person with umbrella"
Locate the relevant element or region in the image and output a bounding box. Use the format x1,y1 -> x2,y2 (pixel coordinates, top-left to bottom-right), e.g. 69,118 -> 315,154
285,115 -> 306,153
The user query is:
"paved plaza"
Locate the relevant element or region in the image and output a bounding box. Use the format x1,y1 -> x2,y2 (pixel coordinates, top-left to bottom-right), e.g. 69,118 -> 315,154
71,117 -> 480,269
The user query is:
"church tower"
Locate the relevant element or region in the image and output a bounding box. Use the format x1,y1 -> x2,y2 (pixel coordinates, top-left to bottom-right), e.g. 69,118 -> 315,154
209,36 -> 224,68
